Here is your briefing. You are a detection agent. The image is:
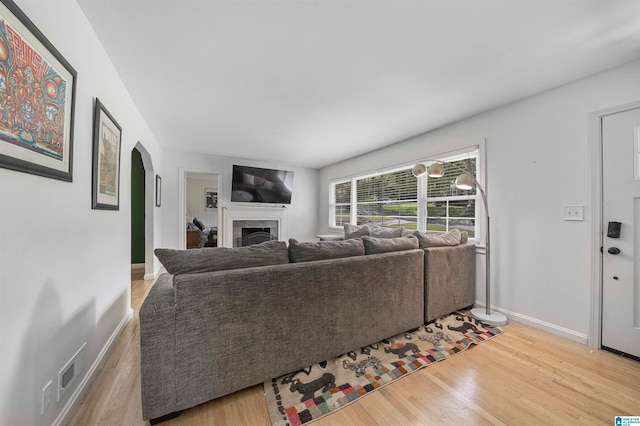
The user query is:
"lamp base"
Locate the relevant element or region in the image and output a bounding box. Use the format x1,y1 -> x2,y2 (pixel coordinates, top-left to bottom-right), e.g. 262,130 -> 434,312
470,307 -> 508,326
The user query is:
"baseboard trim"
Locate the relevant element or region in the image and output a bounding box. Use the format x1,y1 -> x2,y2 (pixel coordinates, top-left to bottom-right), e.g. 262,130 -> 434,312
144,271 -> 159,280
474,302 -> 588,345
53,307 -> 134,426
144,266 -> 163,281
131,263 -> 145,270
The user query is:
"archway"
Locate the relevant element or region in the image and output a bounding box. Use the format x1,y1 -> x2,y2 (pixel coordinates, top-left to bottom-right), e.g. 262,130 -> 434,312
132,142 -> 155,279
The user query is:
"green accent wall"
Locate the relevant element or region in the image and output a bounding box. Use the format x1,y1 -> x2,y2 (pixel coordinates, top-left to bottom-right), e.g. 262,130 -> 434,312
131,149 -> 145,264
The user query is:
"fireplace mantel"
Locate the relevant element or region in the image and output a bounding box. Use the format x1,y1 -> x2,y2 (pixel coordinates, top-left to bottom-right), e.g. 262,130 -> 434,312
221,206 -> 288,247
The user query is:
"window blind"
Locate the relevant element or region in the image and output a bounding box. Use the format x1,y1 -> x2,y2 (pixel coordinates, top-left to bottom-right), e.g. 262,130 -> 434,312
427,157 -> 477,198
355,168 -> 418,229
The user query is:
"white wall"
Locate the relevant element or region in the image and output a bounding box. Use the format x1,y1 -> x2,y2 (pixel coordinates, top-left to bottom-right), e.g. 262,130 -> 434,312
161,150 -> 319,249
0,1 -> 163,424
319,60 -> 640,341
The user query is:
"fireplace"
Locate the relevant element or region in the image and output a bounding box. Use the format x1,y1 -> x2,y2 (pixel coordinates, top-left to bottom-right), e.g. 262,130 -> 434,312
237,226 -> 277,247
241,228 -> 272,246
222,207 -> 287,247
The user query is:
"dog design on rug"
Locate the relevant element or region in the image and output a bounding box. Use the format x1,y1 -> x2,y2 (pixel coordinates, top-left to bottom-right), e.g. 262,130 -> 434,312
384,342 -> 420,358
419,331 -> 453,347
447,321 -> 478,334
282,373 -> 336,402
342,356 -> 381,377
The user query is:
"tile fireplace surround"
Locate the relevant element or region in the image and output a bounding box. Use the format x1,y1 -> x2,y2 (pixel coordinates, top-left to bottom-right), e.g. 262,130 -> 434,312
221,206 -> 288,248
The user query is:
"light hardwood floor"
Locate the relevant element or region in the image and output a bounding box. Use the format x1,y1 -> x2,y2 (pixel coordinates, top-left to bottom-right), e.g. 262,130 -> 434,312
69,270 -> 640,425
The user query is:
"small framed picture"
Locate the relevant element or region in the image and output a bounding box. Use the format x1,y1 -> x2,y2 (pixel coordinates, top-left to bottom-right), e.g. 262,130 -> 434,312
155,175 -> 162,207
206,188 -> 218,208
92,98 -> 122,210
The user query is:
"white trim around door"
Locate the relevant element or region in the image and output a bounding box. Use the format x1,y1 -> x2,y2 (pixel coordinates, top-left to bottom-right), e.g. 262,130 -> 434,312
588,100 -> 640,349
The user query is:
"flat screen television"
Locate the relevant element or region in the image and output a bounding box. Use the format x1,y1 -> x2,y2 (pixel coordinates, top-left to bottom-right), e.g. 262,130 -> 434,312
231,165 -> 294,204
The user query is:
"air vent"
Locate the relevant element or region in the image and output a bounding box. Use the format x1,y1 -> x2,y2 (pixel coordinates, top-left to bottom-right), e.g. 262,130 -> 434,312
57,342 -> 87,402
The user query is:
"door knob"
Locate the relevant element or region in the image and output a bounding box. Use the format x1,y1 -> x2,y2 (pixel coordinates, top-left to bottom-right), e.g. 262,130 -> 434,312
608,247 -> 621,255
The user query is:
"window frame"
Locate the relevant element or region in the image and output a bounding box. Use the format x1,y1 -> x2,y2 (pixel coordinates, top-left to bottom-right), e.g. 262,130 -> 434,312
419,149 -> 481,243
329,178 -> 353,227
328,140 -> 486,247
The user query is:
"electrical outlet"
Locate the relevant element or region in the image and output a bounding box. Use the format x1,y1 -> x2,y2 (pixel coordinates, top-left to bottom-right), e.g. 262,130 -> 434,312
41,380 -> 53,415
563,205 -> 584,221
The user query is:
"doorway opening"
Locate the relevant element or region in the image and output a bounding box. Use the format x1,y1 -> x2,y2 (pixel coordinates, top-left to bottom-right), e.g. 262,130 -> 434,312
131,148 -> 145,267
180,170 -> 221,249
131,143 -> 155,279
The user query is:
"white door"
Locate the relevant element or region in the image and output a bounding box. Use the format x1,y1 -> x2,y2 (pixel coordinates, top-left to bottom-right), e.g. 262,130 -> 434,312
601,105 -> 640,358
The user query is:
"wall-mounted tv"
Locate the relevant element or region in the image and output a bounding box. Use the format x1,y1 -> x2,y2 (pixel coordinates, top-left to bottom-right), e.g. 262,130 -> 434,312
231,165 -> 294,204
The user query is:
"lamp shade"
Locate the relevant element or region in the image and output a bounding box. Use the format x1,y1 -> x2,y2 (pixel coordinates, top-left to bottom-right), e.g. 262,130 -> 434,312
427,162 -> 445,178
411,163 -> 427,177
455,173 -> 475,190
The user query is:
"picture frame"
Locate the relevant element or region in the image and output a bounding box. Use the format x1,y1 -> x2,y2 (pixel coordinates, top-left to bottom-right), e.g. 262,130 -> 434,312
91,98 -> 122,210
155,175 -> 162,207
205,188 -> 218,208
0,0 -> 77,181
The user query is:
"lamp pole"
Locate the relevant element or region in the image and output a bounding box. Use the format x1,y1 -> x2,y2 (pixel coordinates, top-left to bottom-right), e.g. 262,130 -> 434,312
413,161 -> 507,326
468,180 -> 506,324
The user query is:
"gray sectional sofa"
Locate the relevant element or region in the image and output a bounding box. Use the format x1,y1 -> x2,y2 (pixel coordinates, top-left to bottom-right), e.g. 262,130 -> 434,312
140,233 -> 474,423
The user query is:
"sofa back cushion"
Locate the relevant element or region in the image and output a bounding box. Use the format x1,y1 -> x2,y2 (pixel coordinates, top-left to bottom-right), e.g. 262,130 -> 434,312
344,223 -> 407,239
362,235 -> 419,255
413,229 -> 463,248
154,240 -> 289,275
370,226 -> 405,238
288,238 -> 365,263
343,224 -> 371,239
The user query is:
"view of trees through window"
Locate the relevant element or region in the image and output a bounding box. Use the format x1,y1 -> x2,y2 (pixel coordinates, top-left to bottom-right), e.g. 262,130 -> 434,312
330,151 -> 479,237
356,168 -> 418,229
426,157 -> 477,237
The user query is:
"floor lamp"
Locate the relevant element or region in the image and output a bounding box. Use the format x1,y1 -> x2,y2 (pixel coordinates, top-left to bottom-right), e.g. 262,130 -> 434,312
412,161 -> 508,326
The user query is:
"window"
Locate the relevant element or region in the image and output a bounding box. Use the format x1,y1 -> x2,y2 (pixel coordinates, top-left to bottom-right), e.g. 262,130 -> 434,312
330,167 -> 418,230
330,145 -> 481,240
424,154 -> 477,238
355,167 -> 418,229
329,180 -> 351,227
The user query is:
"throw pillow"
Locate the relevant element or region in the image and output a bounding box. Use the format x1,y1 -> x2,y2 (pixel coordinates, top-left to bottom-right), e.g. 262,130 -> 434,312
198,227 -> 210,247
460,231 -> 469,244
413,229 -> 462,248
288,238 -> 365,263
361,235 -> 419,255
370,226 -> 405,238
154,240 -> 289,275
192,217 -> 206,231
343,223 -> 371,239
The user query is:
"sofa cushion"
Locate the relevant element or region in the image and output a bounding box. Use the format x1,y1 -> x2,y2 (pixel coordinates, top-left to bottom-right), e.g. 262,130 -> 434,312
401,228 -> 415,237
370,226 -> 405,238
344,224 -> 407,239
288,238 -> 365,263
343,224 -> 371,239
413,229 -> 462,248
362,235 -> 419,255
154,240 -> 289,275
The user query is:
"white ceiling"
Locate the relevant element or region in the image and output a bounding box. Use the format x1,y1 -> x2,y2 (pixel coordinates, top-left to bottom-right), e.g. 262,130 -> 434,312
77,0 -> 640,168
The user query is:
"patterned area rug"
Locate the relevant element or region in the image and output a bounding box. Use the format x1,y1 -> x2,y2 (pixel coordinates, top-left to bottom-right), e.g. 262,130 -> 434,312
263,312 -> 503,426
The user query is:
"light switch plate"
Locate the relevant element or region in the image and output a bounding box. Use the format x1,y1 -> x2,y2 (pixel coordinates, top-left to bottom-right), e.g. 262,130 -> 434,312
563,205 -> 584,221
